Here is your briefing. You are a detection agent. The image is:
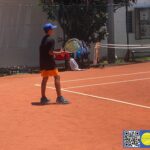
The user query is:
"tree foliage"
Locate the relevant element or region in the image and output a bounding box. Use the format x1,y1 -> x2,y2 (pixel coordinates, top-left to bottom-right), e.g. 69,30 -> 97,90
40,0 -> 136,43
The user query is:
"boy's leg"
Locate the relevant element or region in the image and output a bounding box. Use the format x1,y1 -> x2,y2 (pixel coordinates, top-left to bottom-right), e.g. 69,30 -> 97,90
54,75 -> 61,97
41,77 -> 49,98
54,75 -> 69,104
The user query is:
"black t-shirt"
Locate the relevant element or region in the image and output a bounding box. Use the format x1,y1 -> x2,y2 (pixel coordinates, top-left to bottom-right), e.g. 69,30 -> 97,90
39,35 -> 56,70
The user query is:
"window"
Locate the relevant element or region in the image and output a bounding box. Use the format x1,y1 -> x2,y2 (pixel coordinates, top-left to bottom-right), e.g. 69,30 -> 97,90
135,8 -> 150,39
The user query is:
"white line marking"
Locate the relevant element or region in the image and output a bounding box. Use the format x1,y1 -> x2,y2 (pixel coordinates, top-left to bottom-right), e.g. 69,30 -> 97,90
35,84 -> 150,109
54,71 -> 150,83
63,77 -> 150,89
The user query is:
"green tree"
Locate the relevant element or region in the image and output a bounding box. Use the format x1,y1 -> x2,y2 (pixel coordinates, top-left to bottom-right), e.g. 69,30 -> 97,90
40,0 -> 136,44
40,1 -> 106,44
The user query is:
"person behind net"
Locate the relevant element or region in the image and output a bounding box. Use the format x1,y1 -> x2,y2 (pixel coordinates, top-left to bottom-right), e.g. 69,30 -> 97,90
69,53 -> 84,71
39,23 -> 69,104
93,40 -> 101,65
93,38 -> 104,68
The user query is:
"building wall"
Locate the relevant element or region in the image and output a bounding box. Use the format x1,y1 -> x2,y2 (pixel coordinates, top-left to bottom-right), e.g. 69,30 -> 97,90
114,6 -> 127,58
0,0 -> 64,67
0,0 -> 46,67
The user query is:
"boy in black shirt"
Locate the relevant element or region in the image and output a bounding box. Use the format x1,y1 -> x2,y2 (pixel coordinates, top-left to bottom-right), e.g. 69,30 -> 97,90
40,23 -> 69,104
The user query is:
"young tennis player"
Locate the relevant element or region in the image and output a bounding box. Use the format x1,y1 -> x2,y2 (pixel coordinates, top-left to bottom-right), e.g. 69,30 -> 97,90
39,23 -> 69,104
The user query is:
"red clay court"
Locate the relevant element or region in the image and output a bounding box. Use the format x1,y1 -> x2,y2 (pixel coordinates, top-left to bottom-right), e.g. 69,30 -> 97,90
0,62 -> 150,150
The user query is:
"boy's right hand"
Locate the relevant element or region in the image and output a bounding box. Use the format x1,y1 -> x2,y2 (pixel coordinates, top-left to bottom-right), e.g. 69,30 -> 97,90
49,51 -> 54,56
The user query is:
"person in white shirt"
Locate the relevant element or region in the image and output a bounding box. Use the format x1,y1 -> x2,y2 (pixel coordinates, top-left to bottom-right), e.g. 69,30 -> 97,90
69,54 -> 84,71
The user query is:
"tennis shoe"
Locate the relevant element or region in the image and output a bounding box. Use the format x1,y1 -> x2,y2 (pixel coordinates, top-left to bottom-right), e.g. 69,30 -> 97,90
56,96 -> 69,104
40,97 -> 50,105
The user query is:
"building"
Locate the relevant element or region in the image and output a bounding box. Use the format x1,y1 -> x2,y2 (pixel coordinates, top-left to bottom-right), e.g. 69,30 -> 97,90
109,0 -> 150,58
0,0 -> 47,67
0,0 -> 65,68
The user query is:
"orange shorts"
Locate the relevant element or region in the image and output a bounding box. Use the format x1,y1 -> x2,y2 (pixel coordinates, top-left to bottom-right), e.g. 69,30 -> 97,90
41,69 -> 59,77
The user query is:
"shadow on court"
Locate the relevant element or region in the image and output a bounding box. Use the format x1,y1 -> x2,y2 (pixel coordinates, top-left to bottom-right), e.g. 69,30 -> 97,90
31,102 -> 70,106
31,102 -> 57,106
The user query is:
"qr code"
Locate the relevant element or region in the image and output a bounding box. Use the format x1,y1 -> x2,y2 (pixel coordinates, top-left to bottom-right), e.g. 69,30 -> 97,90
123,130 -> 140,148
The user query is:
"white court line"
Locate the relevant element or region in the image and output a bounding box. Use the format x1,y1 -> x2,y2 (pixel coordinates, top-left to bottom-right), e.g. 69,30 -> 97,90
35,84 -> 150,109
52,71 -> 150,84
63,77 -> 150,89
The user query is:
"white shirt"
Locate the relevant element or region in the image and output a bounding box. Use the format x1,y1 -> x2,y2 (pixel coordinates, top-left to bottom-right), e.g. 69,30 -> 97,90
69,58 -> 81,71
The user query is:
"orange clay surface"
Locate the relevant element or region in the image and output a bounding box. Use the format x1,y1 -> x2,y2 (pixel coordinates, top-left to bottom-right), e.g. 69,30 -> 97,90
0,62 -> 150,150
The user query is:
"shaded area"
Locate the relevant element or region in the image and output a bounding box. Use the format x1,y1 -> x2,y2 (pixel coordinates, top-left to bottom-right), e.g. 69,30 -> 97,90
0,66 -> 39,77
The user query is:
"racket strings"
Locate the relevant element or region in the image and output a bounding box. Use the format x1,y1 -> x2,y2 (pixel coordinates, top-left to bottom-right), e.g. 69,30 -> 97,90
64,38 -> 82,53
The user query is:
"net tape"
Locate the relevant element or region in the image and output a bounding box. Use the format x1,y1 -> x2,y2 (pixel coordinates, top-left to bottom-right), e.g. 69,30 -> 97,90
101,44 -> 150,50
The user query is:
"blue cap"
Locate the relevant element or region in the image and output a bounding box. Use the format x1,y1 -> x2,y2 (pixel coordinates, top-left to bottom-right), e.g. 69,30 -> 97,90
43,23 -> 57,31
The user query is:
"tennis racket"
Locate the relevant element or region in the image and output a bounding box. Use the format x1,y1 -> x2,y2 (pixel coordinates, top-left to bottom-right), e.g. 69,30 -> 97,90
64,38 -> 82,53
